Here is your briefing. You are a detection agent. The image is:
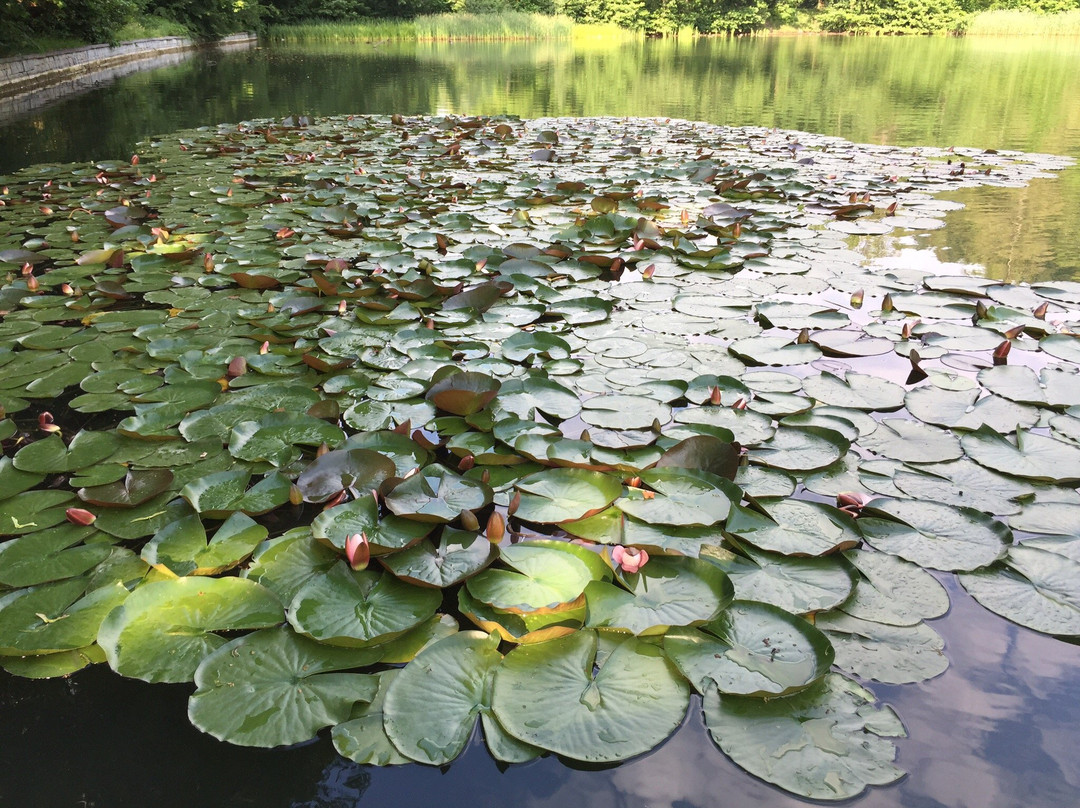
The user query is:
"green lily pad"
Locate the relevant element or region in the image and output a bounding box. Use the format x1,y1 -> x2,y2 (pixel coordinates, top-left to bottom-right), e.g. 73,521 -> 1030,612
188,626 -> 381,748
728,499 -> 861,557
12,430 -> 118,473
961,425 -> 1080,484
332,670 -> 414,766
384,631 -> 502,765
492,630 -> 690,763
467,543 -> 598,613
380,528 -> 498,588
288,562 -> 442,647
840,549 -> 950,626
0,524 -> 109,587
614,468 -> 739,527
0,577 -> 128,655
242,529 -> 341,604
959,545 -> 1080,637
383,464 -> 493,523
860,418 -> 962,463
702,673 -> 906,800
585,555 -> 734,635
703,544 -> 857,614
1,644 -> 106,679
311,494 -> 433,554
815,611 -> 948,684
229,412 -> 345,467
859,498 -> 1010,572
142,512 -> 267,577
665,599 -> 834,696
97,577 -> 284,682
513,467 -> 624,523
752,426 -> 850,473
180,470 -> 291,518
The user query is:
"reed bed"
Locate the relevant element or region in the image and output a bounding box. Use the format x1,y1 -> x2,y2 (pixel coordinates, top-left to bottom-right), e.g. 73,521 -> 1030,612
266,14 -> 638,43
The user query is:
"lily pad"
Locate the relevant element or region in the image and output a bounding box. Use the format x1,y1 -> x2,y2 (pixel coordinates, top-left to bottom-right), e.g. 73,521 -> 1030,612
384,631 -> 502,765
288,562 -> 442,647
492,630 -> 690,762
189,626 -> 381,747
97,577 -> 284,682
664,600 -> 834,696
702,673 -> 906,800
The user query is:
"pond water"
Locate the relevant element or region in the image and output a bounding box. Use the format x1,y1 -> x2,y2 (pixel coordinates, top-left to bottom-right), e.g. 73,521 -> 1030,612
2,35 -> 1080,808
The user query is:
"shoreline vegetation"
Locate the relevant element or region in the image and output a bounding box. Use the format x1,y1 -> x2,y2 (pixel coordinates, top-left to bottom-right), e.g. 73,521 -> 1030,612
2,0 -> 1079,58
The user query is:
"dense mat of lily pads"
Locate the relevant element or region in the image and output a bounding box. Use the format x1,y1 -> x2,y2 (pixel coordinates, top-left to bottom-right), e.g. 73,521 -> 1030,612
1,113 -> 1079,800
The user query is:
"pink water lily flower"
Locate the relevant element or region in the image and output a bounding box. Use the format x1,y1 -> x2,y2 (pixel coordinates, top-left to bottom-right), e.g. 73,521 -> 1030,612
611,545 -> 649,574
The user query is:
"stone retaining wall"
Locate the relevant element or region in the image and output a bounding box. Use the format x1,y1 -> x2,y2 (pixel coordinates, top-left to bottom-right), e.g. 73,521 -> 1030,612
0,33 -> 256,100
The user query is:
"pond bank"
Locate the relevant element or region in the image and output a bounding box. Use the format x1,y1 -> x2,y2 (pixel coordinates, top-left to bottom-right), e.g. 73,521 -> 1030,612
0,33 -> 256,102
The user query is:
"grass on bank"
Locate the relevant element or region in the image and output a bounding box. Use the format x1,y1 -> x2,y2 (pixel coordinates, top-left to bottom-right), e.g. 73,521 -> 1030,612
266,14 -> 635,43
965,9 -> 1080,35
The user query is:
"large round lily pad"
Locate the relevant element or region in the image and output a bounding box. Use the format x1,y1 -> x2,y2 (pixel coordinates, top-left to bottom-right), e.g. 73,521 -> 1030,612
97,577 -> 284,683
664,600 -> 834,696
703,673 -> 906,800
189,627 -> 381,748
492,630 -> 690,762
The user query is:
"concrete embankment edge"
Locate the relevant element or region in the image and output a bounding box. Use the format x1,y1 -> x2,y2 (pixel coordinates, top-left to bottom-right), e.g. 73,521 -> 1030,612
0,33 -> 256,100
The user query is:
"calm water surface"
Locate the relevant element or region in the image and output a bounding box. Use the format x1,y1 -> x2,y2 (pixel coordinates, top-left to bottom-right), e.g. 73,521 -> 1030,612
2,36 -> 1080,808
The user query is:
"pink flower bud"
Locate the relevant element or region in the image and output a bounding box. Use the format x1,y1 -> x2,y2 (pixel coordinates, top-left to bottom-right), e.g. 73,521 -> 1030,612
345,532 -> 370,570
611,545 -> 649,574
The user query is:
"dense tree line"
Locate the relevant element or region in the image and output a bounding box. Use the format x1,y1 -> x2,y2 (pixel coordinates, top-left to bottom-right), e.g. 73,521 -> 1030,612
1,0 -> 1078,54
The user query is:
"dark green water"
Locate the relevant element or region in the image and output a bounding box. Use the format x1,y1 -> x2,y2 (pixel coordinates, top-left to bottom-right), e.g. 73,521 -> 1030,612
2,36 -> 1080,808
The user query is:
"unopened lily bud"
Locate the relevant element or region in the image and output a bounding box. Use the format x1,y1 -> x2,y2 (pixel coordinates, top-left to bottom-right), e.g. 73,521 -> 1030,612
259,341 -> 270,355
345,532 -> 370,570
850,289 -> 864,309
508,491 -> 521,516
458,454 -> 475,471
993,340 -> 1011,365
289,484 -> 304,506
315,442 -> 330,458
486,512 -> 505,543
66,507 -> 97,525
459,509 -> 480,531
710,386 -> 722,405
1034,302 -> 1049,320
227,356 -> 247,377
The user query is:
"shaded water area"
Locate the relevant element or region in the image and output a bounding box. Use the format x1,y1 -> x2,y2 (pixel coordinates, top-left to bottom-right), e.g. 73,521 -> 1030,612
2,35 -> 1080,808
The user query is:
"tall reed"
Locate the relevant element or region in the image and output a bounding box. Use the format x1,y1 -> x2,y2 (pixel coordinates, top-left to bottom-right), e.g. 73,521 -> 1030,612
267,14 -> 639,43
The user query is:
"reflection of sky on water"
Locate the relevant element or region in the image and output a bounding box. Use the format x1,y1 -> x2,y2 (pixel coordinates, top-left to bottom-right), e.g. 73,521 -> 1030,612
291,579 -> 1080,808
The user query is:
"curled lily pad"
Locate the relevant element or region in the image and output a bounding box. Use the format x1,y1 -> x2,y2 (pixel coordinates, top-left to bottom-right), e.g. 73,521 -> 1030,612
727,499 -> 861,557
664,600 -> 834,696
295,448 -> 397,503
425,371 -> 501,415
492,630 -> 690,763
